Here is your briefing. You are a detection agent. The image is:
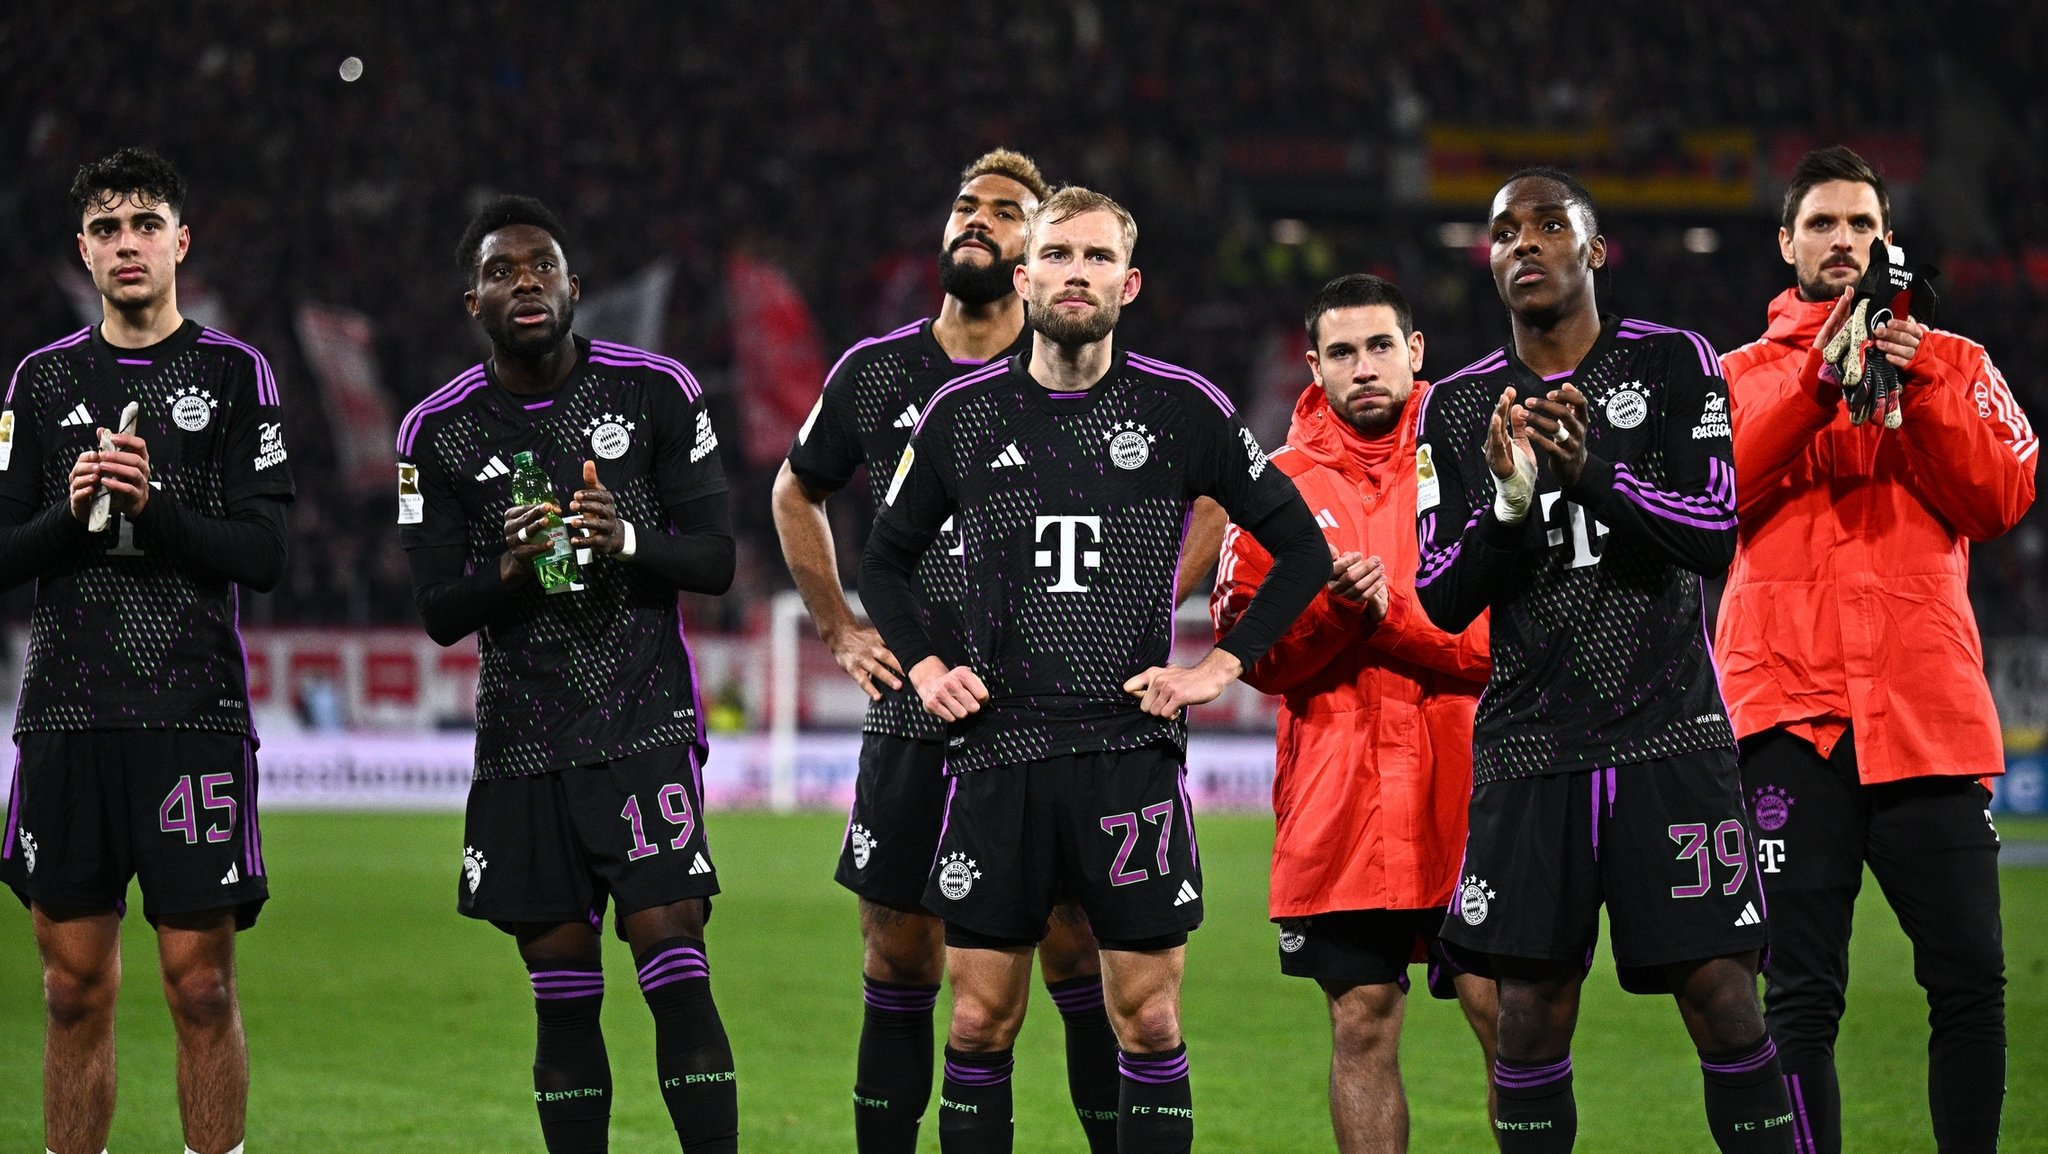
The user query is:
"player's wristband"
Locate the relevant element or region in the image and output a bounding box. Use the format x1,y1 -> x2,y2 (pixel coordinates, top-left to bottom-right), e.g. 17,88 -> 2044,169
617,518 -> 638,561
1491,447 -> 1538,523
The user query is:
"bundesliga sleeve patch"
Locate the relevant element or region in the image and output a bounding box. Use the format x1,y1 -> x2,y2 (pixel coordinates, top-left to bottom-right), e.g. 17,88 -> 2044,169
0,410 -> 13,471
1414,443 -> 1440,512
396,462 -> 424,524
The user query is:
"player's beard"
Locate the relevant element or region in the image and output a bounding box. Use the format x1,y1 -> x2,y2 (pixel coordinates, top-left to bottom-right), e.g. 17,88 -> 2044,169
937,239 -> 1019,306
485,297 -> 577,359
1029,293 -> 1120,347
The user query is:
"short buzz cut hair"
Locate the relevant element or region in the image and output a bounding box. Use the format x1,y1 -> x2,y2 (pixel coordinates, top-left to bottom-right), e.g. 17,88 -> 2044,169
1782,145 -> 1889,234
456,194 -> 569,280
960,148 -> 1050,202
1025,186 -> 1137,262
1501,165 -> 1601,236
70,146 -> 187,220
1305,273 -> 1415,349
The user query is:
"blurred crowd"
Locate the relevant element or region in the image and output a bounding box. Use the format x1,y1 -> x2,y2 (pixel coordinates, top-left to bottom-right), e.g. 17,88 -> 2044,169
3,0 -> 2043,634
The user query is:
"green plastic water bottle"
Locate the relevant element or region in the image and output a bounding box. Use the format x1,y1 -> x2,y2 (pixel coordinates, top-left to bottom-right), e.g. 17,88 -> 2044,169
510,450 -> 581,595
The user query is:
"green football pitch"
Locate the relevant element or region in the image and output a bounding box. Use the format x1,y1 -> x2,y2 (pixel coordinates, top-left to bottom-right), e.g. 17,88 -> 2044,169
3,810 -> 2044,1152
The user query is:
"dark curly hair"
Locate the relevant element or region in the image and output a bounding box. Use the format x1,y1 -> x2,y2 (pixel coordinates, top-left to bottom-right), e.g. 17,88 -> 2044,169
70,147 -> 187,219
456,195 -> 569,280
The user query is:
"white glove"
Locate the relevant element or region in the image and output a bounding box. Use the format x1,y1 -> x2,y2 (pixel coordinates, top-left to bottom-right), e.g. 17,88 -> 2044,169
1491,441 -> 1539,524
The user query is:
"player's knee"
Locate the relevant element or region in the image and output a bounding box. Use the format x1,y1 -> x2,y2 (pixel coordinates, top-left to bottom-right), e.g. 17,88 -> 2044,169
1327,986 -> 1402,1060
948,996 -> 1025,1051
42,961 -> 118,1029
1036,915 -> 1101,983
862,917 -> 944,985
162,963 -> 238,1030
1111,998 -> 1182,1053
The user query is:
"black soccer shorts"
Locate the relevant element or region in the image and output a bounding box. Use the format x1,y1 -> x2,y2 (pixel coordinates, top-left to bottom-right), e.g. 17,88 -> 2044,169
1441,748 -> 1768,989
1277,909 -> 1465,998
460,742 -> 718,939
926,742 -> 1202,948
834,732 -> 949,909
2,730 -> 268,928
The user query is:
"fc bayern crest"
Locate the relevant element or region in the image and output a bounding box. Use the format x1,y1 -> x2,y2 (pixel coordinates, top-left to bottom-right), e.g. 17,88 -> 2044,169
849,823 -> 879,870
1459,875 -> 1497,925
1751,785 -> 1793,832
936,851 -> 980,900
1606,385 -> 1648,430
168,385 -> 218,432
1278,926 -> 1306,954
584,412 -> 635,460
1106,419 -> 1153,470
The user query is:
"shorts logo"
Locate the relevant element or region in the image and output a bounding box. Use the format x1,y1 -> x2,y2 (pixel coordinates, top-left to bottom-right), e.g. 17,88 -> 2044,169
1458,875 -> 1497,926
1278,925 -> 1306,954
1751,785 -> 1793,832
1106,420 -> 1153,470
169,385 -> 218,432
585,413 -> 635,461
17,829 -> 36,874
463,845 -> 488,895
849,823 -> 879,870
936,851 -> 980,900
1606,385 -> 1648,430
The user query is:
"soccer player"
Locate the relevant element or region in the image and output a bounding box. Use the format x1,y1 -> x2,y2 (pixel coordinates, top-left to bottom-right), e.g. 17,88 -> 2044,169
776,151 -> 1222,1153
859,187 -> 1326,1154
1716,146 -> 2034,1154
398,196 -> 737,1154
0,147 -> 291,1154
1213,273 -> 1497,1153
1413,168 -> 1794,1153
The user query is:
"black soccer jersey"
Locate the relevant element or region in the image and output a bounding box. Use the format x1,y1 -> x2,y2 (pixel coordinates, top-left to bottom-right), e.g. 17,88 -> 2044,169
864,349 -> 1300,774
1,321 -> 294,735
1413,315 -> 1738,785
397,337 -> 729,779
785,317 -> 1025,741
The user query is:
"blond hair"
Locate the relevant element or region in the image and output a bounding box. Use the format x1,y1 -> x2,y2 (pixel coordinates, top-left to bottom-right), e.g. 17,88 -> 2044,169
1026,186 -> 1137,262
960,149 -> 1050,202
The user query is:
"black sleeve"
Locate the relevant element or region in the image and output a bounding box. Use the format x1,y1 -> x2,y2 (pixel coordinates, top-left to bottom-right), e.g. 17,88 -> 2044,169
648,366 -> 732,508
1209,497 -> 1325,669
1562,337 -> 1738,577
858,422 -> 955,671
1186,400 -> 1298,527
129,491 -> 290,591
0,494 -> 94,590
1413,386 -> 1527,633
408,544 -> 521,647
214,337 -> 297,502
784,350 -> 867,494
628,490 -> 735,595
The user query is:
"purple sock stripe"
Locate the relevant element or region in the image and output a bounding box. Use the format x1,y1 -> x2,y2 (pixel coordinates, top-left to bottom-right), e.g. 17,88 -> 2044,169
1494,1056 -> 1573,1088
944,1059 -> 1014,1086
637,956 -> 710,990
534,986 -> 608,1000
864,987 -> 940,1013
1118,1053 -> 1191,1084
1702,1037 -> 1777,1076
530,967 -> 606,980
635,946 -> 707,980
1048,983 -> 1103,1013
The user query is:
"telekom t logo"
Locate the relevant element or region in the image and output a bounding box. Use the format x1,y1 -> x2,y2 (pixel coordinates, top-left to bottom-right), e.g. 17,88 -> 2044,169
1035,515 -> 1101,592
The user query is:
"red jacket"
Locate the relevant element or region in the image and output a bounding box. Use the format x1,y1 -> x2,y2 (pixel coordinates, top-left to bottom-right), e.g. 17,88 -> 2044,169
1212,382 -> 1489,919
1716,289 -> 2037,782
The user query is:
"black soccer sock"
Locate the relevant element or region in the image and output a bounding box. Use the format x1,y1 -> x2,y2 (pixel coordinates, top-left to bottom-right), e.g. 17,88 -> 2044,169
855,977 -> 940,1153
1493,1054 -> 1577,1153
1777,1055 -> 1840,1153
938,1045 -> 1014,1153
527,962 -> 612,1154
1117,1044 -> 1194,1154
1929,1038 -> 2006,1154
1046,976 -> 1119,1153
1701,1035 -> 1796,1153
636,937 -> 737,1154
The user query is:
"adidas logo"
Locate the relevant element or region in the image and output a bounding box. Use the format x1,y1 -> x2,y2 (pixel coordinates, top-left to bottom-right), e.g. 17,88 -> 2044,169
1733,901 -> 1761,928
1172,879 -> 1199,907
688,852 -> 713,876
988,442 -> 1025,470
690,409 -> 719,462
892,404 -> 920,429
221,863 -> 240,886
475,455 -> 509,482
1314,508 -> 1339,529
59,403 -> 94,428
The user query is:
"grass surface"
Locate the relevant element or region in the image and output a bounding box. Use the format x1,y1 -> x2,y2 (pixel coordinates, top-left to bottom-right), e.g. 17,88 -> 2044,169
2,810 -> 2044,1152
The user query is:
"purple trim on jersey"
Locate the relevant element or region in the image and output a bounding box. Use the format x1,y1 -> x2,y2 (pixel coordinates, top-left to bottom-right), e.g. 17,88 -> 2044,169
1414,506 -> 1486,589
683,619 -> 709,771
637,944 -> 710,992
1611,459 -> 1736,529
243,738 -> 263,877
1788,1074 -> 1815,1153
7,327 -> 93,403
866,983 -> 941,1013
589,340 -> 704,400
1617,318 -> 1721,379
950,357 -> 985,366
932,776 -> 959,870
1126,352 -> 1234,416
1494,1055 -> 1573,1089
523,399 -> 554,410
397,366 -> 489,455
1175,763 -> 1199,870
197,330 -> 280,405
1118,1049 -> 1190,1084
1047,977 -> 1103,1015
530,967 -> 607,1000
116,357 -> 152,366
1541,368 -> 1573,381
1046,390 -> 1090,399
1435,348 -> 1509,388
1,748 -> 21,860
912,358 -> 1010,437
1701,1037 -> 1778,1076
945,1056 -> 1014,1086
821,319 -> 926,393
